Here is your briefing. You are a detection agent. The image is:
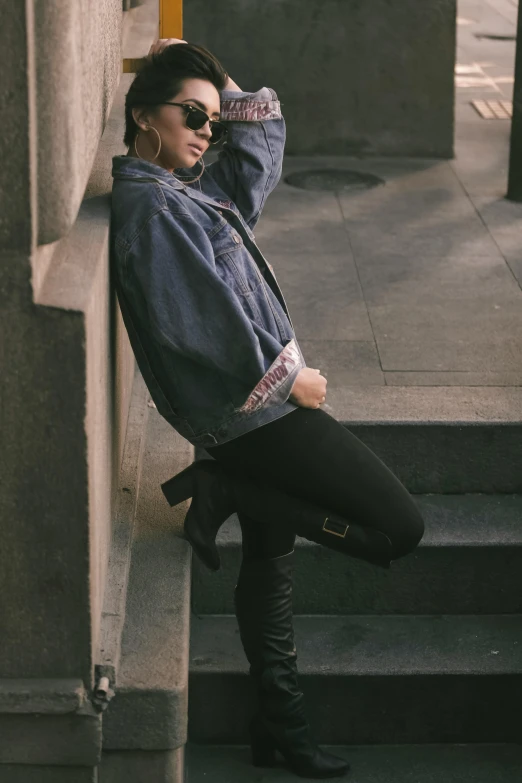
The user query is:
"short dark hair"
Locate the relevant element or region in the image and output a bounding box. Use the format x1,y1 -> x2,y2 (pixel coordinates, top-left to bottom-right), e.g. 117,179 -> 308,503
124,42 -> 228,147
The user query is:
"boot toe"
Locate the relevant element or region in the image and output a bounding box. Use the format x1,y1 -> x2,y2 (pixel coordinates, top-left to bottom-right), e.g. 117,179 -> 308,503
287,747 -> 350,778
317,749 -> 350,776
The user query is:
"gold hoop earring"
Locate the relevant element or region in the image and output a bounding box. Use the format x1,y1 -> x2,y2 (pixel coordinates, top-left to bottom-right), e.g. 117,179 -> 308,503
134,124 -> 162,162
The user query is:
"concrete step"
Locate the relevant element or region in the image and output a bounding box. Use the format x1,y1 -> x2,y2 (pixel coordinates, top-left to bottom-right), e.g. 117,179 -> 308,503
100,407 -> 195,783
192,493 -> 522,615
188,614 -> 522,745
186,742 -> 522,782
327,386 -> 522,493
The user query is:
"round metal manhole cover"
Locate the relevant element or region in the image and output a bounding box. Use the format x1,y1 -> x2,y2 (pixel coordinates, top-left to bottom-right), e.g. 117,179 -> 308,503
284,169 -> 384,192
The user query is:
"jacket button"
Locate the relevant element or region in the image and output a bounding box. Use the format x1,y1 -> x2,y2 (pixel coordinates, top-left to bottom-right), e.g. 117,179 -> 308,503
217,210 -> 223,215
233,234 -> 241,244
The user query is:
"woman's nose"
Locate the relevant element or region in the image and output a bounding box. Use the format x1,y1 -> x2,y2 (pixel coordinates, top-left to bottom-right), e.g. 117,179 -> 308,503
198,122 -> 212,141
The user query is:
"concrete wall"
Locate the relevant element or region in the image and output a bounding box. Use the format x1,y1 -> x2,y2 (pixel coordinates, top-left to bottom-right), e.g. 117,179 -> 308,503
185,0 -> 456,157
1,0 -> 125,686
34,0 -> 122,245
0,0 -> 138,778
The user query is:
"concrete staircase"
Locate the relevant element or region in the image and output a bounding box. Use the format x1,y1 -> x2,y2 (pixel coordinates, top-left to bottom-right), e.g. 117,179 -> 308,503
98,386 -> 522,782
187,395 -> 522,780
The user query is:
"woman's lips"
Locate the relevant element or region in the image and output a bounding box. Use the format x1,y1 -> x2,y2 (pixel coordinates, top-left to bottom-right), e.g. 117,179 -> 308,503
188,145 -> 203,155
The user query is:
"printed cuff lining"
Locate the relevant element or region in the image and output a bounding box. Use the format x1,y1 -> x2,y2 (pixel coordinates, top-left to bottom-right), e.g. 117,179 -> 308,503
220,99 -> 282,122
240,339 -> 301,414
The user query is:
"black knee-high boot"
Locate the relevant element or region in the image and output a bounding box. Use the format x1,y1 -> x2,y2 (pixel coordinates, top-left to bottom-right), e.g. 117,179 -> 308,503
161,459 -> 392,572
235,551 -> 350,779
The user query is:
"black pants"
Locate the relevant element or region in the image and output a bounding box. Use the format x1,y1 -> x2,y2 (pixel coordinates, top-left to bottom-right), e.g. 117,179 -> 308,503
207,407 -> 425,562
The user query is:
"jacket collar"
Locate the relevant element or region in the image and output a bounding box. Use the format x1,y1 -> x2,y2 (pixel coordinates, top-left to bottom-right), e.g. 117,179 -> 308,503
112,155 -> 238,216
112,155 -> 194,189
111,154 -> 239,218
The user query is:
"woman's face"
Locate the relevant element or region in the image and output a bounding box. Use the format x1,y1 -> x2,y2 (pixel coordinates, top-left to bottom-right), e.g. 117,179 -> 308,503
131,78 -> 221,171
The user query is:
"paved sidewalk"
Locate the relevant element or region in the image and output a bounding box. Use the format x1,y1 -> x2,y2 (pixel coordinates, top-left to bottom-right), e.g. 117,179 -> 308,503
255,0 -> 522,398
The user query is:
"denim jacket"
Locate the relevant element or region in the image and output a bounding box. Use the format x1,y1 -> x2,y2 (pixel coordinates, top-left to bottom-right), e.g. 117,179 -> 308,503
111,87 -> 305,448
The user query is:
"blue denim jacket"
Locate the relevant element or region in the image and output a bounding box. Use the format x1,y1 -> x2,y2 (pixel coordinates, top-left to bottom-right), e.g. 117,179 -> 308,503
111,87 -> 305,448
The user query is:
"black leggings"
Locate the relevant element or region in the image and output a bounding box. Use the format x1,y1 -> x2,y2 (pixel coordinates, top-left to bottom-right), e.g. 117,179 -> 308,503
207,407 -> 425,563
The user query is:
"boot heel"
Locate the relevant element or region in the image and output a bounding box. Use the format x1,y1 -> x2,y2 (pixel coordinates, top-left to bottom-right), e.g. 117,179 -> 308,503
161,464 -> 195,507
250,730 -> 277,768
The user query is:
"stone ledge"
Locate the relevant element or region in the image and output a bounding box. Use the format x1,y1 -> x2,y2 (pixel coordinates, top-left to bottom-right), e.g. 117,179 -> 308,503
100,747 -> 183,783
102,528 -> 192,751
98,371 -> 150,683
0,679 -> 86,715
35,195 -> 111,313
0,765 -> 97,783
0,704 -> 101,766
103,682 -> 187,751
102,412 -> 194,751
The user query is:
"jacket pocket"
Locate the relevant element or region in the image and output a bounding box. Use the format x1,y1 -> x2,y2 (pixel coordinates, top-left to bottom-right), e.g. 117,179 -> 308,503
213,226 -> 263,296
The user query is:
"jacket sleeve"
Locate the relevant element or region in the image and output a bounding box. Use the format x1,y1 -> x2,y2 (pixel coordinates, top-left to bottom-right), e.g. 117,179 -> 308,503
120,207 -> 302,413
206,87 -> 285,230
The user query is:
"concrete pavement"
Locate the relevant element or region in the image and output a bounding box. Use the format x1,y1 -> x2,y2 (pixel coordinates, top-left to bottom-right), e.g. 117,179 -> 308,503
253,0 -> 522,393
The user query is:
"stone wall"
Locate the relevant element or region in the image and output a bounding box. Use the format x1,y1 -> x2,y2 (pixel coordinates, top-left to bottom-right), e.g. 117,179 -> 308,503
185,0 -> 456,157
0,0 -> 140,778
1,0 -> 126,685
34,0 -> 122,245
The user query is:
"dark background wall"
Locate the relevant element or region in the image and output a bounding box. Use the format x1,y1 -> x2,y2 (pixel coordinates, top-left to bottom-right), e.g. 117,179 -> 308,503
185,0 -> 456,157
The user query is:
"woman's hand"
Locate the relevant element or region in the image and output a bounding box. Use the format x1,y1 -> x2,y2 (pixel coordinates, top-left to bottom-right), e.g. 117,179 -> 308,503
290,368 -> 327,409
148,38 -> 187,56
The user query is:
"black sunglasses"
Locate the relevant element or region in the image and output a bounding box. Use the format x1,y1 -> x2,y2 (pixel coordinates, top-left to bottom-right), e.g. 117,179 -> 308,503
160,102 -> 228,144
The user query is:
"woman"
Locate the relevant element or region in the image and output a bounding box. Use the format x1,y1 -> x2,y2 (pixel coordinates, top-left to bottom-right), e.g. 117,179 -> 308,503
111,39 -> 425,779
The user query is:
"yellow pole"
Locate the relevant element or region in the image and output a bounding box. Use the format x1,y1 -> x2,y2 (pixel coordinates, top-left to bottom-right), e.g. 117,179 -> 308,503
123,59 -> 145,74
160,0 -> 183,38
123,0 -> 183,73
